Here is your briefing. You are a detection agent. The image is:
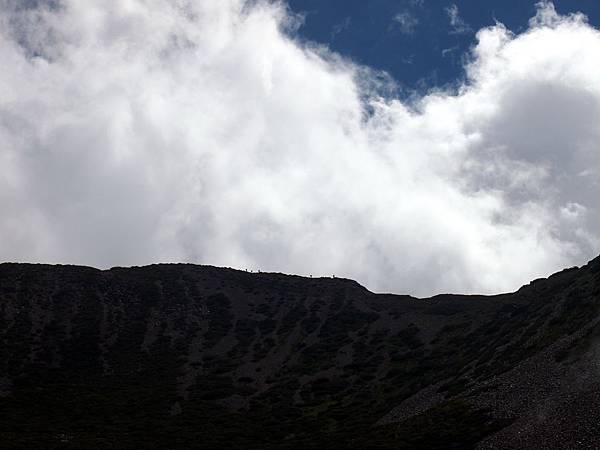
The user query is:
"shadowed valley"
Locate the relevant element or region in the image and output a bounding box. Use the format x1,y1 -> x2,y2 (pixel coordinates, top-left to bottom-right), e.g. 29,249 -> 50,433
2,259 -> 600,448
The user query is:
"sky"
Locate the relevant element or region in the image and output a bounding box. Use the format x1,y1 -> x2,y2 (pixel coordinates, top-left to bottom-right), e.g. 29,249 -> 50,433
1,0 -> 600,296
288,0 -> 600,92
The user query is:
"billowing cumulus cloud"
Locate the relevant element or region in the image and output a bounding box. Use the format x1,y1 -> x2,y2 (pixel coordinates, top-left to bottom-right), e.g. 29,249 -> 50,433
0,0 -> 599,296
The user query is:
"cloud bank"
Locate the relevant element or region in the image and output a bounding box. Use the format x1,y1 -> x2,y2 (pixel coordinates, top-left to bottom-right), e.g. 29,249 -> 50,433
1,0 -> 599,296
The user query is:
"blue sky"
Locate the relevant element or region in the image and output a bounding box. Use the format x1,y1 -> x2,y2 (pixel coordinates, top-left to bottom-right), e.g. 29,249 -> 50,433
288,1 -> 600,92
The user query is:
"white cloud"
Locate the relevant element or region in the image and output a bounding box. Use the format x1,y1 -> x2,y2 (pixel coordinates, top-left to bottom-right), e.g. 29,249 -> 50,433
393,11 -> 419,35
0,0 -> 599,296
442,45 -> 459,57
446,3 -> 472,35
331,16 -> 351,41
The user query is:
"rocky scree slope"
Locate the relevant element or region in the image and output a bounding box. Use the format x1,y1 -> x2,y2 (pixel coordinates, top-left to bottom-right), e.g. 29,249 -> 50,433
1,259 -> 600,448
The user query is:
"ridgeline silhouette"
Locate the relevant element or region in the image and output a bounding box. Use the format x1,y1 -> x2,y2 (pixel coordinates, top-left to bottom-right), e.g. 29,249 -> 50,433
2,258 -> 600,448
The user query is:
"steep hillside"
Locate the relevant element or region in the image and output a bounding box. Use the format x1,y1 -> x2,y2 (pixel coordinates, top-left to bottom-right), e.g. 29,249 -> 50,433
1,259 -> 600,448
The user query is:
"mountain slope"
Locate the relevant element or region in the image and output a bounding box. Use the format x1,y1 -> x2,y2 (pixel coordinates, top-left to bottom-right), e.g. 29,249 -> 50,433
1,259 -> 600,448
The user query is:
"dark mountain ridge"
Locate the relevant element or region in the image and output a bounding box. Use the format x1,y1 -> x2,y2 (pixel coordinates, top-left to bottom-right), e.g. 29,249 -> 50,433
1,258 -> 600,448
